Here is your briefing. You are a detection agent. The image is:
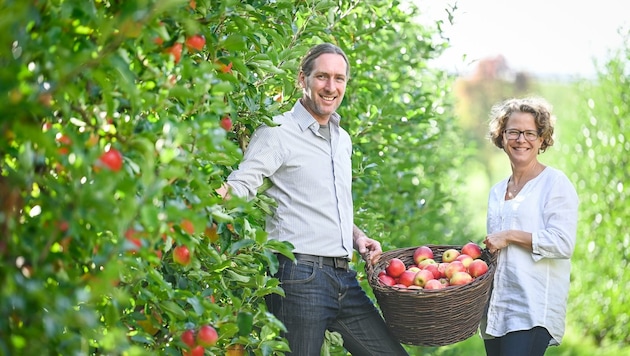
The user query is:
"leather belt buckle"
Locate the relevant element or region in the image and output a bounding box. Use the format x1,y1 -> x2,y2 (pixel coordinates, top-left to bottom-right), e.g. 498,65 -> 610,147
332,257 -> 349,270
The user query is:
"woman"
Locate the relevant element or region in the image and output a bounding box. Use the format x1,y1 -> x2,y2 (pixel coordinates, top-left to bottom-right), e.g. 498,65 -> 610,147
481,97 -> 579,356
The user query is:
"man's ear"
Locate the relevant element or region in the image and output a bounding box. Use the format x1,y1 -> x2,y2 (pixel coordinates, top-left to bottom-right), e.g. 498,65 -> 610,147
298,72 -> 305,88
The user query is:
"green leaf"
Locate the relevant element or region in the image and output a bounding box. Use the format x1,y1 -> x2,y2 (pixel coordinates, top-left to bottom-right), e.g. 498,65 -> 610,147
159,301 -> 187,320
236,311 -> 253,336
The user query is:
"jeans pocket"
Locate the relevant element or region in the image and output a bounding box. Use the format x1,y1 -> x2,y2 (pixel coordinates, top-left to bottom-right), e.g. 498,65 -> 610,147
277,259 -> 318,285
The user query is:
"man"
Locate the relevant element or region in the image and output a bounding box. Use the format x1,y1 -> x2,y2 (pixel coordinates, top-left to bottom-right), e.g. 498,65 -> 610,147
218,43 -> 407,355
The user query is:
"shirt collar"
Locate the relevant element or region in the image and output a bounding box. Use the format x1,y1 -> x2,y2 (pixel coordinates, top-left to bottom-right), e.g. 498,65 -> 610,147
291,100 -> 341,132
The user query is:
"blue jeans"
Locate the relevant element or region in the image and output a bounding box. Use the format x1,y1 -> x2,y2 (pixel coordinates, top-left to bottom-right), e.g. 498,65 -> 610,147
484,326 -> 552,356
266,256 -> 408,356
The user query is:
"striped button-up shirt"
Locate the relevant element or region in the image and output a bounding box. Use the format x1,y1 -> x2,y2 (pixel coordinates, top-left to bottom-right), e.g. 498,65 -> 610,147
226,101 -> 354,259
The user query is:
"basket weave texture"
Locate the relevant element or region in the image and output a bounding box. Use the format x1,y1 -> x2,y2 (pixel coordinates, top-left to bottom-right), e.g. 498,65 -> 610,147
366,244 -> 497,346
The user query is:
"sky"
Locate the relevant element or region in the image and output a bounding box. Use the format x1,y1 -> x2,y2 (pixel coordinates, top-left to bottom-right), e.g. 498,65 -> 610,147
417,0 -> 629,78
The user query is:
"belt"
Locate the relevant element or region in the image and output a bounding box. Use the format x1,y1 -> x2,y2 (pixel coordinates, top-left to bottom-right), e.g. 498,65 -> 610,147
286,253 -> 350,270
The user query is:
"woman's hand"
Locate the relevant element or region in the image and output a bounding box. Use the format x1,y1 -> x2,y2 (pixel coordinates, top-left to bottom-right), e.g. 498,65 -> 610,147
483,231 -> 510,254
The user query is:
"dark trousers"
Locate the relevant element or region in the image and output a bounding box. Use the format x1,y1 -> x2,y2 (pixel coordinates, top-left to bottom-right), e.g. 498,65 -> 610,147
266,255 -> 408,356
484,326 -> 552,356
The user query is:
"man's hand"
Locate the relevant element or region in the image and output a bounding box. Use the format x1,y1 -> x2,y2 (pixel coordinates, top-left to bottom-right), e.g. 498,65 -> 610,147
357,236 -> 383,265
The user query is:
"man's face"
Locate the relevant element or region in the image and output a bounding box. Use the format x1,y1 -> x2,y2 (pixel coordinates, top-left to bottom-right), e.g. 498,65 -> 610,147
299,53 -> 348,124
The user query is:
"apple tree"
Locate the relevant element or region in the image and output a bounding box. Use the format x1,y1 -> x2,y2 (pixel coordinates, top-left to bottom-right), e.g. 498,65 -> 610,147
0,0 -> 467,355
565,27 -> 630,346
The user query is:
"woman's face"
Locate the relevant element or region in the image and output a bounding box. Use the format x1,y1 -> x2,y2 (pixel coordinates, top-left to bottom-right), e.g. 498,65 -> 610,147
503,112 -> 542,166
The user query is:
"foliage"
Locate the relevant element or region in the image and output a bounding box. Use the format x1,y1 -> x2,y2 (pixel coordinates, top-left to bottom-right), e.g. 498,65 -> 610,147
564,27 -> 630,347
0,0 -> 469,355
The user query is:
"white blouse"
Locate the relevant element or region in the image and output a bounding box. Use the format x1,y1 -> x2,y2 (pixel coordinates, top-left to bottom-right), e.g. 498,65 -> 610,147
481,166 -> 579,346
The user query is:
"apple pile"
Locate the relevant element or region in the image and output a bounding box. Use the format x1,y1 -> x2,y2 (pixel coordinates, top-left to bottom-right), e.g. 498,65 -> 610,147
377,243 -> 489,290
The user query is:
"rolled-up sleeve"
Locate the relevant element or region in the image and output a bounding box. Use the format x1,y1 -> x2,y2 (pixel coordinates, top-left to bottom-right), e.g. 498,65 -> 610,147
531,176 -> 579,261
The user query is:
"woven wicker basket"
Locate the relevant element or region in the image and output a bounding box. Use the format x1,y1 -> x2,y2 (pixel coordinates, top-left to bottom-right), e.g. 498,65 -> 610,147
366,244 -> 497,346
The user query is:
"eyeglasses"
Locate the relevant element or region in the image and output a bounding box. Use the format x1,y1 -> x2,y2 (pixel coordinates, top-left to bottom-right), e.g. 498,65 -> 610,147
503,129 -> 539,141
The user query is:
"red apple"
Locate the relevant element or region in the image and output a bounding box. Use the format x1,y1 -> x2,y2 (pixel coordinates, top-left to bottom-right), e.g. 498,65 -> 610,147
468,259 -> 489,278
450,271 -> 473,285
398,270 -> 417,287
456,254 -> 474,268
98,148 -> 123,172
220,116 -> 233,131
445,261 -> 466,279
441,248 -> 460,263
393,283 -> 408,289
174,245 -> 191,266
185,34 -> 206,51
413,269 -> 435,287
424,279 -> 444,290
385,258 -> 406,278
423,263 -> 441,279
378,273 -> 396,286
462,242 -> 483,259
197,325 -> 218,347
418,258 -> 437,269
413,246 -> 434,264
165,43 -> 183,63
181,329 -> 196,348
437,263 -> 449,278
182,345 -> 205,356
438,278 -> 450,287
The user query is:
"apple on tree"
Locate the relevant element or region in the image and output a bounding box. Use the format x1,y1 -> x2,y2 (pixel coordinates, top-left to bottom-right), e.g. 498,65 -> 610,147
181,329 -> 196,348
185,34 -> 206,51
173,245 -> 192,266
197,325 -> 218,347
220,116 -> 233,131
165,42 -> 183,63
182,345 -> 205,356
98,148 -> 123,172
